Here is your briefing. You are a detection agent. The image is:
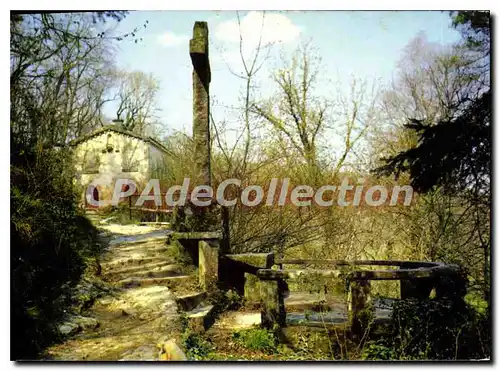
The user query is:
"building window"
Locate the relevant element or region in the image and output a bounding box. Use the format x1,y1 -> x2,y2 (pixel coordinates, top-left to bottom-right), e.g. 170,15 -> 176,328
83,151 -> 100,174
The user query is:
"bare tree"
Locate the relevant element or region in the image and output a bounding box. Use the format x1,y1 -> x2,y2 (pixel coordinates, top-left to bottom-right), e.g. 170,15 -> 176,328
252,43 -> 378,179
370,30 -> 491,299
112,70 -> 161,136
212,11 -> 274,177
372,33 -> 478,161
252,43 -> 324,175
332,76 -> 379,174
10,13 -> 117,146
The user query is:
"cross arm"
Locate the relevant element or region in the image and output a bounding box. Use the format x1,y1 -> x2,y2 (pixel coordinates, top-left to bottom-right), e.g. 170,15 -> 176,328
190,21 -> 211,83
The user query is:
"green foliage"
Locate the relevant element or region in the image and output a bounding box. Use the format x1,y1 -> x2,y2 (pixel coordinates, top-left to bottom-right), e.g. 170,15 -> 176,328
291,329 -> 334,359
178,313 -> 213,360
11,140 -> 102,360
373,8 -> 491,308
374,94 -> 491,196
209,289 -> 243,316
104,204 -> 140,225
68,275 -> 114,315
100,203 -> 171,224
464,291 -> 488,315
291,271 -> 346,296
371,281 -> 400,299
385,298 -> 490,360
181,329 -> 214,360
167,240 -> 194,266
361,341 -> 398,360
451,11 -> 490,49
232,328 -> 277,353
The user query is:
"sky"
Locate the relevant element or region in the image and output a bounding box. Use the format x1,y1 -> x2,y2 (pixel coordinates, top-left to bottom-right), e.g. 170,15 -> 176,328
103,11 -> 462,143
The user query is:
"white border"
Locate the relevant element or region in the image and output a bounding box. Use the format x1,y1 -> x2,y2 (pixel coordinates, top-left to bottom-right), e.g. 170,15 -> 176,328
2,3 -> 497,370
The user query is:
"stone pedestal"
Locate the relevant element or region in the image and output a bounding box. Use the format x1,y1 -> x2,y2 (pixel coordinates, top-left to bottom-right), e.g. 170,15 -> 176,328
199,241 -> 219,291
348,279 -> 373,335
244,273 -> 261,304
260,280 -> 286,329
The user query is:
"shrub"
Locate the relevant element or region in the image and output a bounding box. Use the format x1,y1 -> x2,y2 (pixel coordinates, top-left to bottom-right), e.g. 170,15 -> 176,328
11,140 -> 101,360
232,328 -> 277,353
209,289 -> 243,316
102,204 -> 140,225
361,341 -> 398,360
171,200 -> 221,233
181,329 -> 213,360
382,297 -> 491,360
168,240 -> 194,266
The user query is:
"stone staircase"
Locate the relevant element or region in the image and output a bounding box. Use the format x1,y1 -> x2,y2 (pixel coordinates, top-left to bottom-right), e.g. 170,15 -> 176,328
100,228 -> 218,334
100,233 -> 199,291
46,224 -> 216,360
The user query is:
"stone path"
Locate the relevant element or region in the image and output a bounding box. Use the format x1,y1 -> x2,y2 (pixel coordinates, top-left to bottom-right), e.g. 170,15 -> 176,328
46,224 -> 184,361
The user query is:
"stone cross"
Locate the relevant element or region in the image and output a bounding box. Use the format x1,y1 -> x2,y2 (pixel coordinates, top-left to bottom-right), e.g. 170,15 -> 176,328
190,21 -> 211,186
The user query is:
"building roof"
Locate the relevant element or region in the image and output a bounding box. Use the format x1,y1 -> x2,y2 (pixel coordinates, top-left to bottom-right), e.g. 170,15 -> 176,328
69,125 -> 171,155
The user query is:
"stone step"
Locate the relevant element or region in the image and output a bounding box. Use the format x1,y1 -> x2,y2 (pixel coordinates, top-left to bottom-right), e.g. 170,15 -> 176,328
175,291 -> 208,312
101,256 -> 167,270
286,312 -> 391,330
108,235 -> 167,248
102,248 -> 171,263
110,246 -> 171,257
113,241 -> 169,252
139,222 -> 171,226
286,311 -> 348,329
185,304 -> 216,332
110,265 -> 184,281
105,261 -> 179,277
117,275 -> 196,289
213,310 -> 348,331
104,255 -> 169,266
212,311 -> 261,330
109,245 -> 170,255
96,285 -> 176,314
85,210 -> 100,220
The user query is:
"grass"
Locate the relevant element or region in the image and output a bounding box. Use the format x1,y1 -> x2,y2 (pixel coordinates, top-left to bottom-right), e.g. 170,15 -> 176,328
232,328 -> 277,353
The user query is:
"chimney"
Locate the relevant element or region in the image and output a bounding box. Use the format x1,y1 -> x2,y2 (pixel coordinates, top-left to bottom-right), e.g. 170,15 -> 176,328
112,119 -> 124,128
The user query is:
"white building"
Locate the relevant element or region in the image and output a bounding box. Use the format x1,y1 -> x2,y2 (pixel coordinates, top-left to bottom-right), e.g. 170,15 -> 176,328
70,124 -> 169,207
